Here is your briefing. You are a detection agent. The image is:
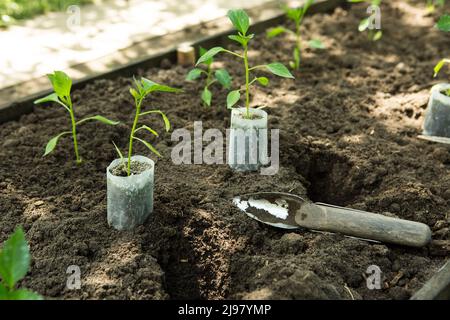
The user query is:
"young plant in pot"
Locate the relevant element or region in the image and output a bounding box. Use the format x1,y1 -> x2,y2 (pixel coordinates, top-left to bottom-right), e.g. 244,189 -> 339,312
34,71 -> 120,164
266,0 -> 325,70
196,9 -> 294,172
422,15 -> 450,141
186,46 -> 232,107
107,77 -> 181,231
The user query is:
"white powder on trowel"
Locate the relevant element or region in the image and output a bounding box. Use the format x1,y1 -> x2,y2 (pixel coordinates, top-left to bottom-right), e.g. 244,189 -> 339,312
233,196 -> 289,220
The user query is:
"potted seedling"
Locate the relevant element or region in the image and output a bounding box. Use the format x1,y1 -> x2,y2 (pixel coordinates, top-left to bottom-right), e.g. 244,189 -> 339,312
423,15 -> 450,140
348,0 -> 382,41
34,71 -> 119,164
196,9 -> 294,172
0,227 -> 42,300
267,0 -> 325,70
107,77 -> 181,231
186,46 -> 232,107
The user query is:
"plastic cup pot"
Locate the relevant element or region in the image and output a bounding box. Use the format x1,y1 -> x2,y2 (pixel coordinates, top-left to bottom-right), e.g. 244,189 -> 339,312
228,107 -> 268,172
422,83 -> 450,142
106,155 -> 154,231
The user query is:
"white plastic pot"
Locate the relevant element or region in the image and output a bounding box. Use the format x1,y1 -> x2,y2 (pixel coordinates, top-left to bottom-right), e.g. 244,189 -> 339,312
106,155 -> 154,231
423,83 -> 450,138
228,107 -> 268,172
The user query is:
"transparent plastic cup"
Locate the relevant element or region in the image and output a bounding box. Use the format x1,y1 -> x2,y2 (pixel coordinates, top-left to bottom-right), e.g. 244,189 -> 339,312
228,107 -> 268,172
107,155 -> 154,231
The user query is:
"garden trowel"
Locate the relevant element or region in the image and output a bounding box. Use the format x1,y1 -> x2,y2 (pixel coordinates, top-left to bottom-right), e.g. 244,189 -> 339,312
233,192 -> 432,248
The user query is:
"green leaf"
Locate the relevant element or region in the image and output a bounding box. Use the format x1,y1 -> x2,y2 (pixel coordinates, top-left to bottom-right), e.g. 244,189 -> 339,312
186,68 -> 203,81
196,47 -> 225,66
308,39 -> 325,49
34,93 -> 60,105
130,88 -> 140,99
266,26 -> 288,39
77,115 -> 119,126
228,34 -> 247,46
112,141 -> 125,166
266,63 -> 295,78
47,71 -> 72,103
227,9 -> 250,35
43,132 -> 70,157
434,59 -> 450,77
358,18 -> 370,32
215,69 -> 232,88
140,110 -> 171,132
201,87 -> 212,107
141,78 -> 183,94
133,137 -> 162,157
257,77 -> 269,86
0,227 -> 30,290
227,90 -> 241,109
372,30 -> 382,41
198,46 -> 213,65
437,15 -> 450,32
136,125 -> 159,137
6,289 -> 43,300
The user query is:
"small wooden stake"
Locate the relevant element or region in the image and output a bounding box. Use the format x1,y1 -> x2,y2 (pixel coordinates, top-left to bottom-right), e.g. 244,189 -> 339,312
177,44 -> 196,66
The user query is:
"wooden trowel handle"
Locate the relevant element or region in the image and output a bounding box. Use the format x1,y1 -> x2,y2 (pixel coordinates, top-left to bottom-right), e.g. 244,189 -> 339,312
295,203 -> 432,247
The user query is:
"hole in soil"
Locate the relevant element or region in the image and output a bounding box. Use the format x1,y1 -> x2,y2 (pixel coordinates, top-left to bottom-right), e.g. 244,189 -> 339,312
303,150 -> 361,206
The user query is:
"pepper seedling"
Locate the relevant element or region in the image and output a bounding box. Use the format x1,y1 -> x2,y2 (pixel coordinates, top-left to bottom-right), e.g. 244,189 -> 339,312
186,46 -> 232,107
0,227 -> 42,300
433,15 -> 450,96
267,0 -> 324,70
196,9 -> 294,119
113,77 -> 182,176
34,71 -> 119,164
348,0 -> 382,41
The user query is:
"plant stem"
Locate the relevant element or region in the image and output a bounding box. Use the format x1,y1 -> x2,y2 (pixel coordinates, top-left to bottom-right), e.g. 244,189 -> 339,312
68,99 -> 81,164
128,98 -> 142,176
243,44 -> 250,119
295,21 -> 301,70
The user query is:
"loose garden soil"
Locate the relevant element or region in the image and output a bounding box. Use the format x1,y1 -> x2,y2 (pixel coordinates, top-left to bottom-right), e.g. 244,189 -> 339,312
1,1 -> 449,300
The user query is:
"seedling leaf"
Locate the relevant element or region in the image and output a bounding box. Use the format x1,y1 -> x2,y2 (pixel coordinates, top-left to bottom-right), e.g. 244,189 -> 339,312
257,77 -> 269,86
308,39 -> 325,49
112,141 -> 125,168
77,115 -> 120,126
227,9 -> 250,35
196,47 -> 225,66
141,78 -> 183,94
266,63 -> 295,78
202,87 -> 212,107
186,68 -> 203,81
358,18 -> 370,32
136,125 -> 159,137
227,90 -> 241,109
133,137 -> 162,157
434,59 -> 450,77
267,26 -> 288,38
228,34 -> 247,46
0,227 -> 30,290
34,93 -> 60,105
437,15 -> 450,32
47,71 -> 72,103
44,131 -> 70,156
215,69 -> 232,88
140,110 -> 171,132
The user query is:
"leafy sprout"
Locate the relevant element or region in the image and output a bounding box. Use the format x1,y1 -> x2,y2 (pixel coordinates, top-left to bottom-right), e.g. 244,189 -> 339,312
34,71 -> 119,164
196,9 -> 294,119
0,227 -> 42,300
186,46 -> 232,107
348,0 -> 382,41
267,0 -> 324,70
113,77 -> 182,176
426,0 -> 446,13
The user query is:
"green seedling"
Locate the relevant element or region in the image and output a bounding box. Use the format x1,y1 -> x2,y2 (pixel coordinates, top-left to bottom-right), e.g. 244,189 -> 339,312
186,47 -> 232,107
433,15 -> 450,96
196,9 -> 294,119
0,227 -> 42,300
34,71 -> 119,164
113,77 -> 182,176
267,0 -> 324,70
426,0 -> 445,13
348,0 -> 382,41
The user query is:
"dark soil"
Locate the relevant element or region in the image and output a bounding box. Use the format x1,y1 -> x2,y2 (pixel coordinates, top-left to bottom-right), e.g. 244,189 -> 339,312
1,1 -> 449,300
110,160 -> 152,177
